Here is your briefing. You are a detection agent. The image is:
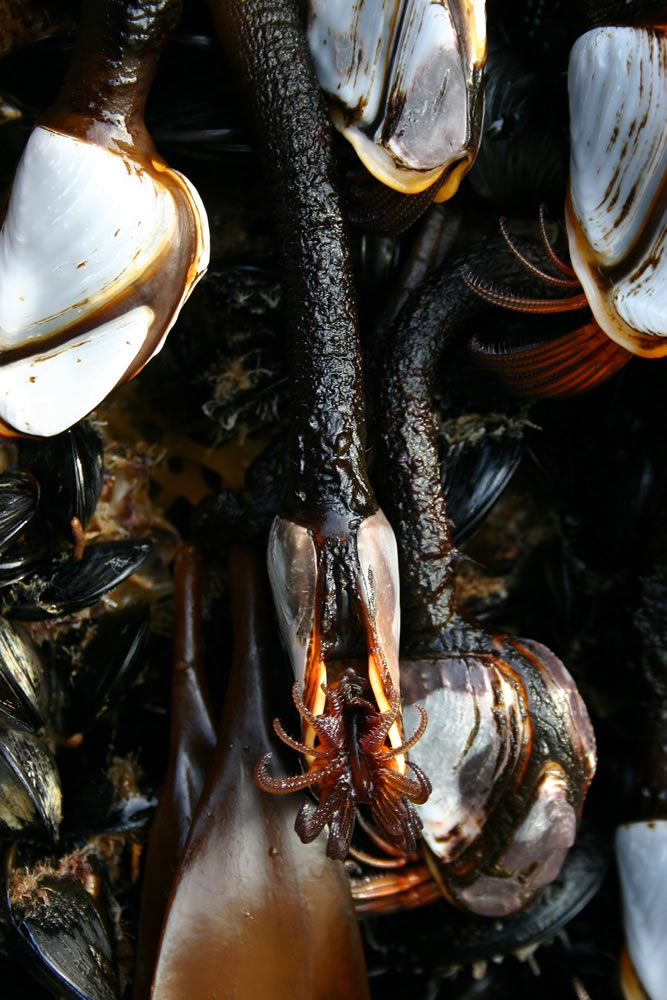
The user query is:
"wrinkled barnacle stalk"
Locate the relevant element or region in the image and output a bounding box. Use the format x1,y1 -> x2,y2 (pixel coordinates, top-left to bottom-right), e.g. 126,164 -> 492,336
0,0 -> 210,437
462,22 -> 666,395
207,0 -> 429,860
369,240 -> 597,917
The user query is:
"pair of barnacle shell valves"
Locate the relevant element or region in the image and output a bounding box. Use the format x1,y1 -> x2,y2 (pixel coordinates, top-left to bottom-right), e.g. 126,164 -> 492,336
1,0 -> 664,983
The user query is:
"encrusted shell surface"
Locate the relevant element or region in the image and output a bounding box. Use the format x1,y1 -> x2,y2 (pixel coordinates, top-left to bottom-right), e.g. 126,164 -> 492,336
307,0 -> 486,199
0,126 -> 210,436
566,26 -> 667,357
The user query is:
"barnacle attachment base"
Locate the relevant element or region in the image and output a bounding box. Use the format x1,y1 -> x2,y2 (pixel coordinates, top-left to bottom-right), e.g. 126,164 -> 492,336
257,509 -> 431,859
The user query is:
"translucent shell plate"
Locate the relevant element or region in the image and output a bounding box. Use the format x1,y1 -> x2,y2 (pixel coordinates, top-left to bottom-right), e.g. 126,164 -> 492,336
307,0 -> 486,199
0,126 -> 210,436
267,510 -> 403,747
402,636 -> 596,916
567,26 -> 667,356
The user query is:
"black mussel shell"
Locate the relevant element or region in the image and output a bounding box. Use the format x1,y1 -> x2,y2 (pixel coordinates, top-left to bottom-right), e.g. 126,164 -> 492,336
54,606 -> 151,733
58,727 -> 157,837
466,38 -> 568,213
18,422 -> 104,533
147,34 -> 253,161
193,434 -> 287,548
364,826 -> 609,977
0,523 -> 51,590
0,707 -> 61,840
0,617 -> 51,729
2,847 -> 120,1000
0,469 -> 40,554
1,541 -> 152,621
441,416 -> 524,544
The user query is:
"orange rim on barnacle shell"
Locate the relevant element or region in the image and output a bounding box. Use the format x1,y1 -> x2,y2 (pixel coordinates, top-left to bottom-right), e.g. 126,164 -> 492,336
565,25 -> 667,358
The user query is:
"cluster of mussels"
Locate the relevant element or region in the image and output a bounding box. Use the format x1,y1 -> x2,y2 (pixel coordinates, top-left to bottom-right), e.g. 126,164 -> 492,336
0,0 -> 665,998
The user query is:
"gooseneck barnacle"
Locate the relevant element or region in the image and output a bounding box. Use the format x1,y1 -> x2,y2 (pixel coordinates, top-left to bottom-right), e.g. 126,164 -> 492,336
373,228 -> 597,916
207,0 -> 429,856
0,0 -> 209,438
461,19 -> 667,395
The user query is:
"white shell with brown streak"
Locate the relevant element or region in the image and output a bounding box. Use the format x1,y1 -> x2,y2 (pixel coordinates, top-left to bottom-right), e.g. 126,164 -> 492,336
0,126 -> 210,436
307,0 -> 486,200
566,26 -> 667,357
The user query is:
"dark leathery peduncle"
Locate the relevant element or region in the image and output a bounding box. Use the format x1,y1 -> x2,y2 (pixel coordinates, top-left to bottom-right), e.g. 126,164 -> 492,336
381,236 -> 533,647
208,0 -> 375,523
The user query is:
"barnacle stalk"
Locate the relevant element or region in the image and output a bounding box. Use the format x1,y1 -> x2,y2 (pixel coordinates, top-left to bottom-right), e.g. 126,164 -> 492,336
207,0 -> 429,858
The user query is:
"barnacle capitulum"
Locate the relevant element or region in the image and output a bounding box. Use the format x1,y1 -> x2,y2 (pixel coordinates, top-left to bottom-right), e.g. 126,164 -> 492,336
566,25 -> 667,357
0,127 -> 209,438
259,510 -> 430,859
307,0 -> 486,201
402,632 -> 597,917
0,0 -> 210,439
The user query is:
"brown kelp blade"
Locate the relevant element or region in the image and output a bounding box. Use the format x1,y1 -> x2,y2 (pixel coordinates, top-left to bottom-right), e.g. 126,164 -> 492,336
133,546 -> 217,1000
150,548 -> 370,1000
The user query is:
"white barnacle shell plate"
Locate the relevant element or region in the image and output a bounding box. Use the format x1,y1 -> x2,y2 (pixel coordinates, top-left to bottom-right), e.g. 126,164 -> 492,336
0,126 -> 210,436
402,635 -> 596,917
308,0 -> 486,199
567,26 -> 667,356
267,509 -> 405,757
616,821 -> 667,1000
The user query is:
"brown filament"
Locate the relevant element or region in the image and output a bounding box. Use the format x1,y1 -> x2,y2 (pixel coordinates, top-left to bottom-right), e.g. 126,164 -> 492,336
70,517 -> 86,562
538,205 -> 577,277
499,217 -> 580,288
461,267 -> 589,313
